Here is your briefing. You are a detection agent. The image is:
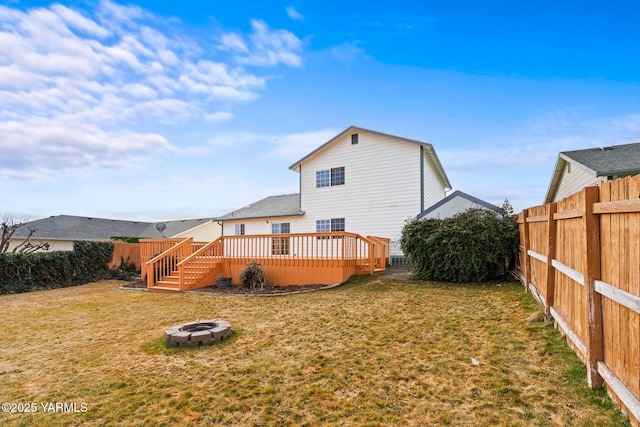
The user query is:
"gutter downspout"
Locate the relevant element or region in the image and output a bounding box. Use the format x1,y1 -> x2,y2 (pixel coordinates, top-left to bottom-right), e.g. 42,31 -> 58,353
420,145 -> 425,212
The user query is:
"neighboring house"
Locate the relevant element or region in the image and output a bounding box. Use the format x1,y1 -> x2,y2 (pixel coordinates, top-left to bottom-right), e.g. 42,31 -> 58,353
162,219 -> 221,241
545,142 -> 640,203
417,190 -> 502,220
8,215 -> 218,252
219,126 -> 451,258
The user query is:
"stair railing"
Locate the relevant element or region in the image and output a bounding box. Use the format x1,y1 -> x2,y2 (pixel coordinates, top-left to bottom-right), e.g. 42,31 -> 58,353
177,237 -> 224,290
146,238 -> 194,288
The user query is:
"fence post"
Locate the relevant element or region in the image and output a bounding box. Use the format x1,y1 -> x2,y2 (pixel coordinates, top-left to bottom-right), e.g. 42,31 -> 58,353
544,203 -> 558,316
582,186 -> 604,388
521,210 -> 531,291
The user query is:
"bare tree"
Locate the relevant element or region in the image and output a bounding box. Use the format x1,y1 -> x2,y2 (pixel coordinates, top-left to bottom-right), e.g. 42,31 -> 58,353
1,215 -> 49,254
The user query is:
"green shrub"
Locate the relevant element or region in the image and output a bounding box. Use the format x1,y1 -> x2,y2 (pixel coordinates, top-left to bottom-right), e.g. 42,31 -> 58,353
0,241 -> 115,294
239,260 -> 266,290
110,236 -> 140,243
400,208 -> 519,282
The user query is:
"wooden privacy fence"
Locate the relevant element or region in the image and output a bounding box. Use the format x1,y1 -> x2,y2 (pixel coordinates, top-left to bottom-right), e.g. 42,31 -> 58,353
518,175 -> 640,426
108,242 -> 141,271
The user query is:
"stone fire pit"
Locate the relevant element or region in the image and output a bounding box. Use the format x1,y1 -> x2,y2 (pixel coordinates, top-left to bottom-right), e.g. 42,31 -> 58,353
165,319 -> 232,347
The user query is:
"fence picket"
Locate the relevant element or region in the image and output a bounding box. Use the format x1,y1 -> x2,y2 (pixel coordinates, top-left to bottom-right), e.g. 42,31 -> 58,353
518,177 -> 640,425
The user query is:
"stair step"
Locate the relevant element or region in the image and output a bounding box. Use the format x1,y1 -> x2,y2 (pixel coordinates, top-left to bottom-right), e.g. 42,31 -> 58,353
149,285 -> 181,292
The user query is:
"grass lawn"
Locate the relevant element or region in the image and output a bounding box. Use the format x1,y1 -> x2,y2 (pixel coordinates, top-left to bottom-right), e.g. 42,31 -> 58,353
0,276 -> 630,426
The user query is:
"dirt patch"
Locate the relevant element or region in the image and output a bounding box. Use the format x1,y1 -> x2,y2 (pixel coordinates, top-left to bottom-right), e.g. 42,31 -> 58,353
121,278 -> 146,289
193,283 -> 339,296
121,278 -> 338,295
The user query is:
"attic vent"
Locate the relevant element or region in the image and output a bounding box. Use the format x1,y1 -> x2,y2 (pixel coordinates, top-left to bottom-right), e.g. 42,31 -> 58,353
351,134 -> 358,145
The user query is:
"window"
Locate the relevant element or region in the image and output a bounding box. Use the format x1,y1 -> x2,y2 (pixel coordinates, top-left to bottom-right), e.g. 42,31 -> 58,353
271,223 -> 290,255
316,170 -> 330,187
330,218 -> 345,232
316,167 -> 345,188
331,167 -> 345,186
235,224 -> 245,235
351,133 -> 358,144
271,222 -> 290,234
316,219 -> 330,233
316,218 -> 345,238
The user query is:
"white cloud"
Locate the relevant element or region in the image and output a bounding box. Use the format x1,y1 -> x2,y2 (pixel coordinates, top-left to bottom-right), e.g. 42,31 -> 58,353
0,1 -> 303,178
51,4 -> 109,38
205,111 -> 234,122
0,118 -> 171,178
266,130 -> 338,160
221,19 -> 303,67
286,6 -> 304,21
220,33 -> 248,53
203,129 -> 337,161
328,41 -> 370,64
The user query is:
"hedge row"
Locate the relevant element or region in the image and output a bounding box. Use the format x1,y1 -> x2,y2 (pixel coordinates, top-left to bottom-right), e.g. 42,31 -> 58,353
400,208 -> 520,283
0,241 -> 116,294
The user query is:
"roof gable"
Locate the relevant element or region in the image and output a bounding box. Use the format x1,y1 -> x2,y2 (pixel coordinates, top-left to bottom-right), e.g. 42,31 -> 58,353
417,190 -> 501,219
288,125 -> 451,190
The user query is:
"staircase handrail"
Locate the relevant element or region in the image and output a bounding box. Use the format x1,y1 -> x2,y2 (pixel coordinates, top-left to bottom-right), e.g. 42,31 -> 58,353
146,237 -> 193,287
177,236 -> 224,267
177,237 -> 224,291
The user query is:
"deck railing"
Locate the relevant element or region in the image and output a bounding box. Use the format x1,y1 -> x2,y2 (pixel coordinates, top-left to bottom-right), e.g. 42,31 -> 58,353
140,238 -> 185,281
177,238 -> 225,291
142,232 -> 389,289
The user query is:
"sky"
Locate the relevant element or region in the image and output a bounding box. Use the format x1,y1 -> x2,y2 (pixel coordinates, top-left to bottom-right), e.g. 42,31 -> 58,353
2,0 -> 640,222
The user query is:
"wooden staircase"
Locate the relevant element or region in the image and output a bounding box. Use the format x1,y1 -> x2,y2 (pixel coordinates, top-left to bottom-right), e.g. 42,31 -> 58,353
147,238 -> 223,292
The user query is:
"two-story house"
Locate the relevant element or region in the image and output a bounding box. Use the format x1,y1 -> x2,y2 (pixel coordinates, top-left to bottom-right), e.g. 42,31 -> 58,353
218,126 -> 451,261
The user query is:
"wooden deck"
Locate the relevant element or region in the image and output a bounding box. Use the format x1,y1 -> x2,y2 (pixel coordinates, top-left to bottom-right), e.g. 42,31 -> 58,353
141,232 -> 389,292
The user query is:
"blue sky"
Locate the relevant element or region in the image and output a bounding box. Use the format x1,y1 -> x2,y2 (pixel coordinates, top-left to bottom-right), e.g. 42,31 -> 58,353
2,0 -> 640,221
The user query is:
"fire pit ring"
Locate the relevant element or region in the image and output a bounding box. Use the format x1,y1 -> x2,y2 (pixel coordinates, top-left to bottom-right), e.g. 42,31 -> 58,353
165,319 -> 232,347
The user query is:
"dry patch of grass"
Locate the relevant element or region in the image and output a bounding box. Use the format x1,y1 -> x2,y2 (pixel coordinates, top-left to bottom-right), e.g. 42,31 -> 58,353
0,276 -> 630,426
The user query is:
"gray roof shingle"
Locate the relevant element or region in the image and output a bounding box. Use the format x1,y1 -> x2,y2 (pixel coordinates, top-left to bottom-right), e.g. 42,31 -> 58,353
217,194 -> 302,221
561,142 -> 640,176
11,215 -> 213,241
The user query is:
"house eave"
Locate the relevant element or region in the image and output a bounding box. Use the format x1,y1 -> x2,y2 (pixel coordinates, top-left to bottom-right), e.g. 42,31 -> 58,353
595,169 -> 640,178
218,212 -> 305,222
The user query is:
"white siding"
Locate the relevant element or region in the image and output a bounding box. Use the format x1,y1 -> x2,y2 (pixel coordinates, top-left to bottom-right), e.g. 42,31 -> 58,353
171,222 -> 221,241
8,239 -> 74,252
553,162 -> 600,202
223,216 -> 301,236
423,148 -> 447,209
297,130 -> 446,255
